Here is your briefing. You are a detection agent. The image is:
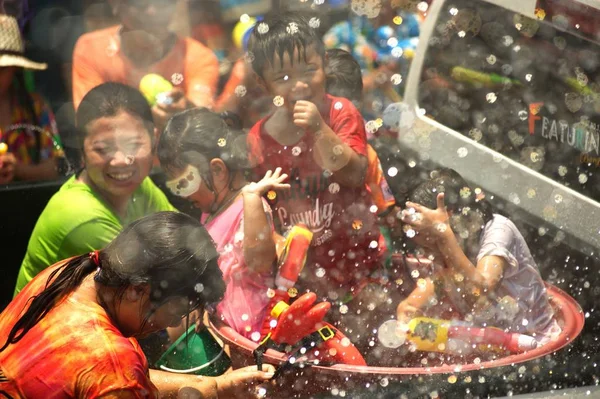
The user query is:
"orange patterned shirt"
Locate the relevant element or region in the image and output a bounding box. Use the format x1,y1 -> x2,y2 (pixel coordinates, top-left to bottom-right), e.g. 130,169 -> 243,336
0,262 -> 158,398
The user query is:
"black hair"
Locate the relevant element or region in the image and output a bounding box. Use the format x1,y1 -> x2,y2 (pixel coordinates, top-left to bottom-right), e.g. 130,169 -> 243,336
75,82 -> 154,151
408,168 -> 494,224
0,211 -> 224,351
407,168 -> 495,257
325,48 -> 364,107
157,107 -> 249,190
247,11 -> 325,79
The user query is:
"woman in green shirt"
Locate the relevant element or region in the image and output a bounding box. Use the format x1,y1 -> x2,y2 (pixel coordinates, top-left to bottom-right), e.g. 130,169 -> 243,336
14,82 -> 175,295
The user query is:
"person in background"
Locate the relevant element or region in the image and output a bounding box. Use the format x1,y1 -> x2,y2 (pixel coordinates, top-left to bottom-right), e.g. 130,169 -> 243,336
158,108 -> 287,339
0,15 -> 65,184
71,0 -> 219,131
323,1 -> 421,119
1,212 -> 275,398
14,82 -> 175,295
397,169 -> 560,344
246,12 -> 383,300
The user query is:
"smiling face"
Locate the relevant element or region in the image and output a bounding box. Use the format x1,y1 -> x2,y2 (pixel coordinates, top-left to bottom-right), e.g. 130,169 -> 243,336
260,45 -> 327,113
82,110 -> 153,201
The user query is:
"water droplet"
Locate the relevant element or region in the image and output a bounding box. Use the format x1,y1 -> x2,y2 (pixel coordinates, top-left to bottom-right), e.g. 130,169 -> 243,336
217,138 -> 227,147
257,22 -> 269,34
391,74 -> 402,85
474,357 -> 481,365
380,378 -> 389,387
405,229 -> 416,238
369,205 -> 378,213
194,283 -> 204,293
388,167 -> 398,177
411,269 -> 420,279
266,288 -> 275,298
273,96 -> 284,107
241,314 -> 249,321
292,146 -> 301,156
234,85 -> 247,97
251,331 -> 261,341
171,73 -> 183,85
334,101 -> 343,110
448,375 -> 458,384
309,17 -> 321,29
518,110 -> 528,120
457,147 -> 468,158
554,194 -> 563,204
267,190 -> 277,200
316,267 -> 326,278
469,128 -> 483,142
486,54 -> 497,64
486,92 -> 497,103
527,188 -> 536,198
352,219 -> 363,230
579,173 -> 589,184
286,22 -> 299,34
287,287 -> 298,298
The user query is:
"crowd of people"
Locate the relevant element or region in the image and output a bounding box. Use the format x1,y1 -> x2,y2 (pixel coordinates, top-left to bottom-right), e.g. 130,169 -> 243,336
0,1 -> 561,398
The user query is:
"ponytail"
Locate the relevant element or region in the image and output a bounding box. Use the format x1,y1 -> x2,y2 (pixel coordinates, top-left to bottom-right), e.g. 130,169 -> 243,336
0,253 -> 98,352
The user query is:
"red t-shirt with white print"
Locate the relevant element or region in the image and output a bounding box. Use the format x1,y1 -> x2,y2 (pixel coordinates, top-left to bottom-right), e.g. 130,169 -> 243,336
247,95 -> 385,297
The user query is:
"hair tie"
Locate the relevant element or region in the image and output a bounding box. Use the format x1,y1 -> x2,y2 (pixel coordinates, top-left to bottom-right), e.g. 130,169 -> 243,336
90,250 -> 100,268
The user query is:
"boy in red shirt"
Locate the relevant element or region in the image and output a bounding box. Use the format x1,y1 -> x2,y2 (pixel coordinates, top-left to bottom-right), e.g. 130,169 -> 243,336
246,13 -> 386,310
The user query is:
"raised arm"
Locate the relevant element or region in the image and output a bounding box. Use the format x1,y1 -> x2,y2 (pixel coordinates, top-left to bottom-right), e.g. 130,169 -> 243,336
402,193 -> 506,293
293,100 -> 367,188
242,168 -> 290,274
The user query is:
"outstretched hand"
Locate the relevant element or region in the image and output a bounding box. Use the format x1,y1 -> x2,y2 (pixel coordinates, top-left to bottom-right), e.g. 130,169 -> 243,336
243,167 -> 290,197
401,193 -> 451,248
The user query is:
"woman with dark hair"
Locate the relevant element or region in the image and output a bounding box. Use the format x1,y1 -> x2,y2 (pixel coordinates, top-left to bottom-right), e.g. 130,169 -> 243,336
14,82 -> 175,295
397,169 -> 559,344
0,212 -> 274,398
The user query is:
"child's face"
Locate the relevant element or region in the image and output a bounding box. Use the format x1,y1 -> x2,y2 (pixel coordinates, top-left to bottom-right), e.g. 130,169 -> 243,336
260,45 -> 326,113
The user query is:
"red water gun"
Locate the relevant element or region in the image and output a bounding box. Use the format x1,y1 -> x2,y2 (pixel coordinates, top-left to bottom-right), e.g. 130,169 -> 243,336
260,224 -> 313,337
254,292 -> 366,376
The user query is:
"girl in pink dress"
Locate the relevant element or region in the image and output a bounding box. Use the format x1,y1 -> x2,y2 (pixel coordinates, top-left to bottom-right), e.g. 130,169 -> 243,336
158,108 -> 289,339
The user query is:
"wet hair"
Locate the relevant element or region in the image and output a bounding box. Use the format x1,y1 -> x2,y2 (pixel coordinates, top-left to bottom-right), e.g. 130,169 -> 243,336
0,212 -> 224,351
157,107 -> 249,191
247,11 -> 325,79
407,168 -> 494,257
325,48 -> 364,107
408,168 -> 494,224
75,82 -> 155,150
